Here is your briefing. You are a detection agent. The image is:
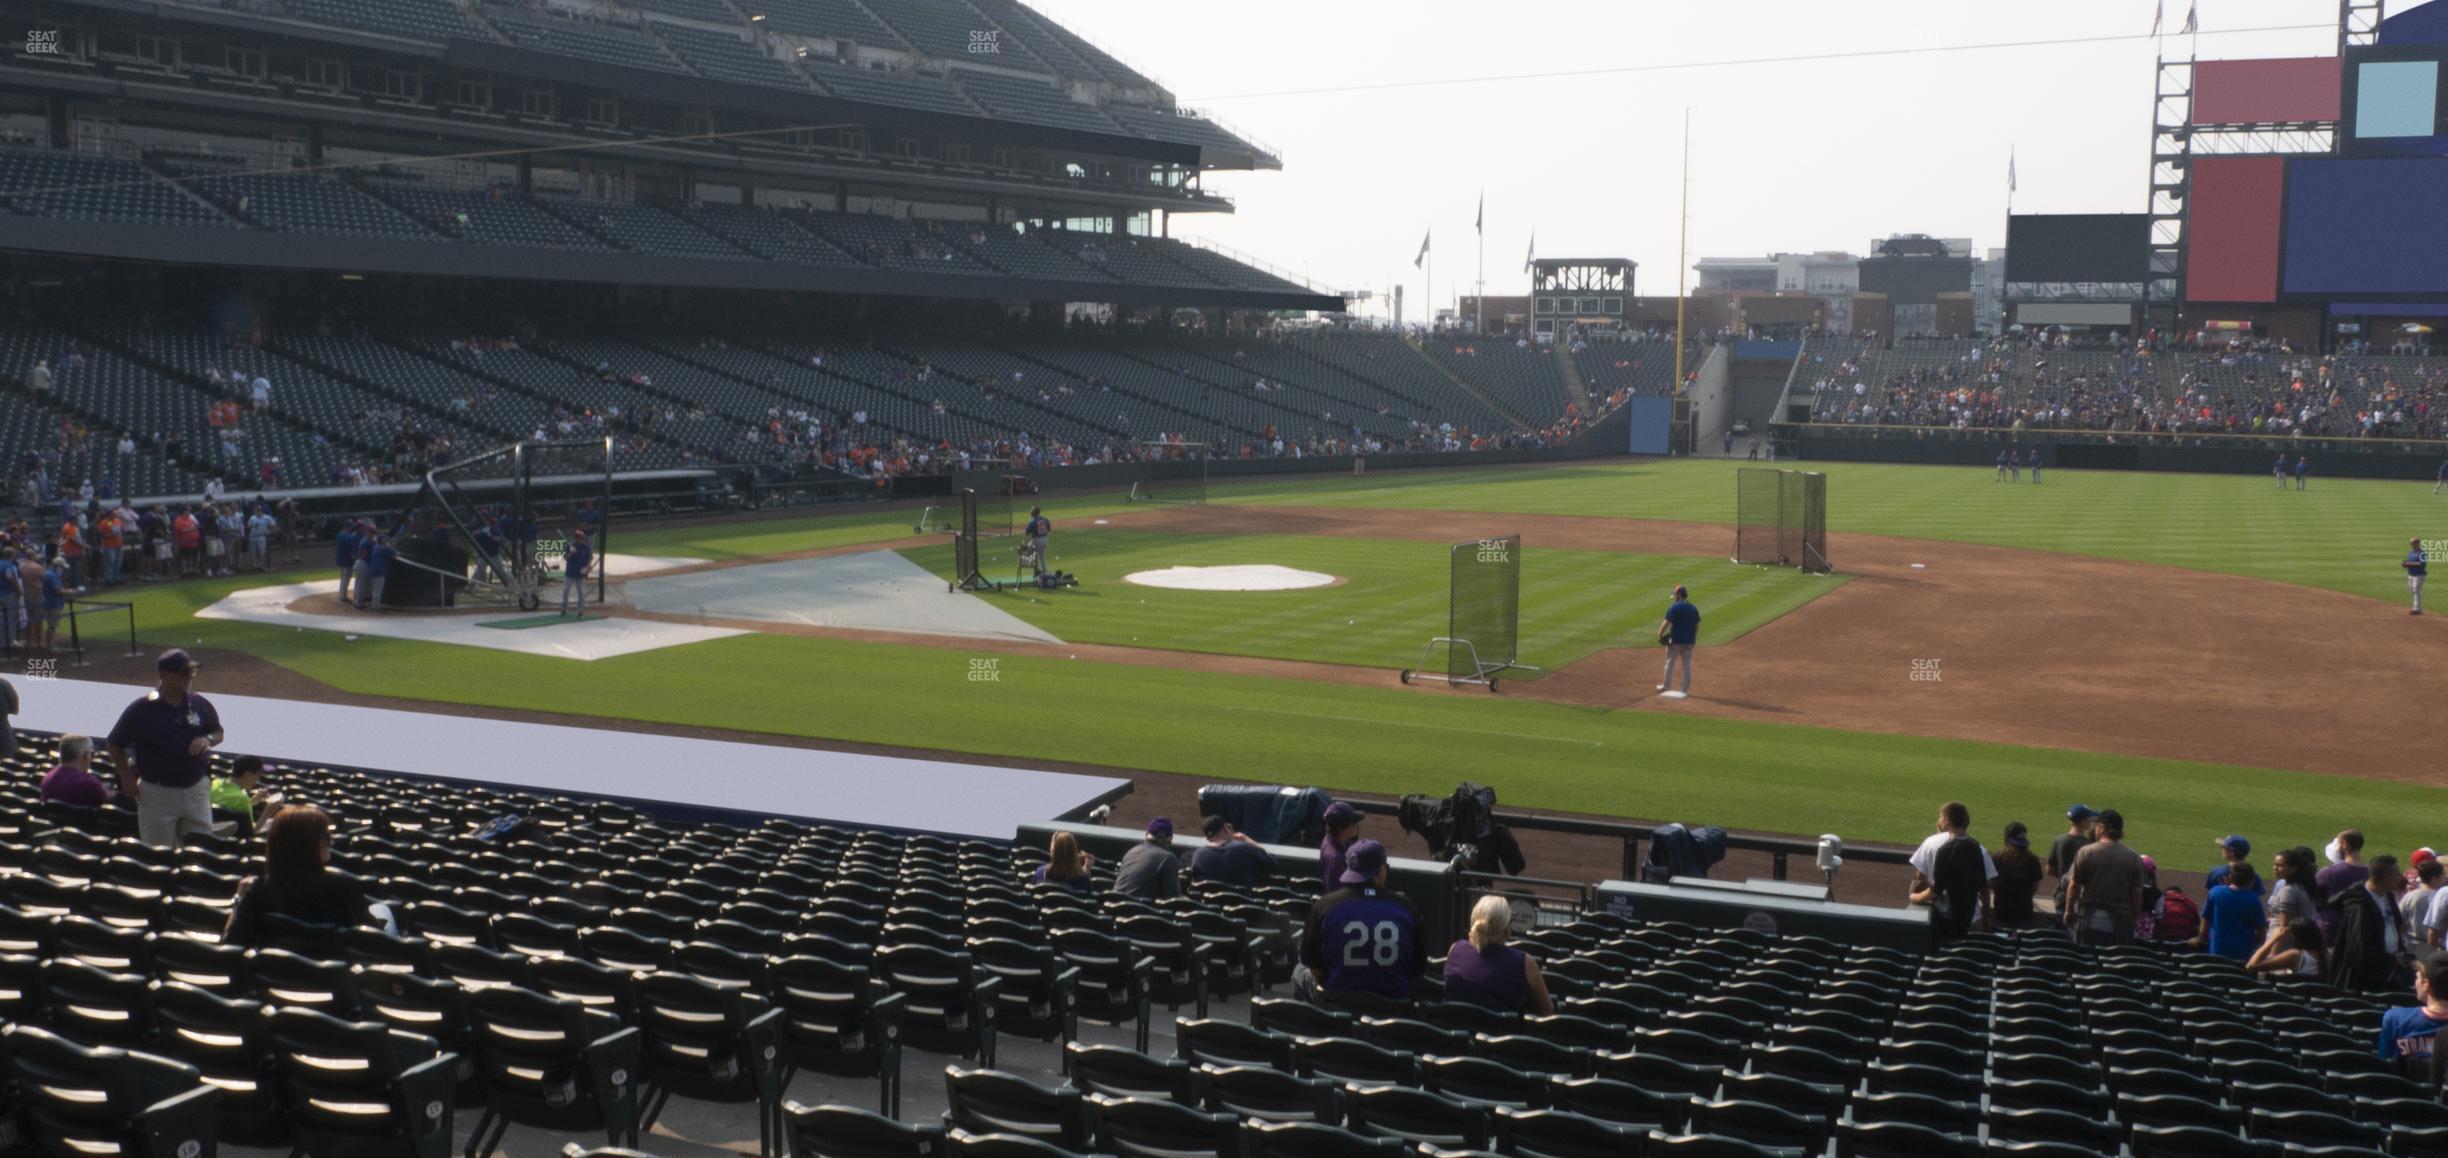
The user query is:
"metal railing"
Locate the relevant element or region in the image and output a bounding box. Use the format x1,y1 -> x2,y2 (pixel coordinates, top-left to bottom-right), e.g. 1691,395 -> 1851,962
1783,419 -> 2448,451
1339,796 -> 1915,886
3,598 -> 143,668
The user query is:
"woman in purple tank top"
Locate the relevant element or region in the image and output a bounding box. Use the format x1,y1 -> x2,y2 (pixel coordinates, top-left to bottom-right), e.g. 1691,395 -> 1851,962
1442,895 -> 1553,1015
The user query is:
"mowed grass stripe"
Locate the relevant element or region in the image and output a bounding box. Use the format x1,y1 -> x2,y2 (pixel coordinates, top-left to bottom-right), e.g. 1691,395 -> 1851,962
106,567 -> 2448,854
898,532 -> 1837,670
1210,458 -> 2448,604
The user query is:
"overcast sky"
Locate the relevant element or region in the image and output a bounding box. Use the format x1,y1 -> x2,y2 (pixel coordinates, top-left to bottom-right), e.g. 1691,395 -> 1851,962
1033,0 -> 2351,318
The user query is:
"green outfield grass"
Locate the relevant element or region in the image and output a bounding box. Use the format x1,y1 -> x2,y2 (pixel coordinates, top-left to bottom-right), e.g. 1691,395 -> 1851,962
79,456 -> 2448,857
86,570 -> 2448,856
1216,458 -> 2448,604
894,530 -> 1839,671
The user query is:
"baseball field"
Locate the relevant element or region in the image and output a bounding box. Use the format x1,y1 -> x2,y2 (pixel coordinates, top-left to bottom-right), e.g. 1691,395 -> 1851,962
95,456 -> 2448,856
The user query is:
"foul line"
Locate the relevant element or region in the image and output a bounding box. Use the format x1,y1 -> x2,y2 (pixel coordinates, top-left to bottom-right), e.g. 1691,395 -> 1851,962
1223,706 -> 1602,748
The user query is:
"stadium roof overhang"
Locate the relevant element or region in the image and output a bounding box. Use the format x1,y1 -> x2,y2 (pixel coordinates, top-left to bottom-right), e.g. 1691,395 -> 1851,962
0,64 -> 1235,218
0,218 -> 1345,312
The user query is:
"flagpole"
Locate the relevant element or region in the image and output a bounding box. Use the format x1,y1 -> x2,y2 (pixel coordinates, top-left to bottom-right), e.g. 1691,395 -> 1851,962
1475,192 -> 1486,336
1674,107 -> 1691,405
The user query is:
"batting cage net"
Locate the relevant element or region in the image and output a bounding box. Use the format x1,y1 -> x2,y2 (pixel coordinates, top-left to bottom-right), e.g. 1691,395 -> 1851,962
1129,442 -> 1209,505
1734,468 -> 1831,573
1448,534 -> 1523,680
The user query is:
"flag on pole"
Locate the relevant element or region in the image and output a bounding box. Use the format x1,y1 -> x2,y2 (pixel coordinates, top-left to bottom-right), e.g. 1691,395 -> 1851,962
1523,230 -> 1535,273
1414,230 -> 1430,268
2151,0 -> 2163,36
1474,191 -> 1483,235
2180,2 -> 2197,35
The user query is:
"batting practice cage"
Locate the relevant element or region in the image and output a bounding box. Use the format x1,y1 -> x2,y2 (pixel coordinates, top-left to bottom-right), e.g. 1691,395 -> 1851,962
1734,468 -> 1831,574
1403,533 -> 1536,691
391,437 -> 615,610
1128,442 -> 1209,505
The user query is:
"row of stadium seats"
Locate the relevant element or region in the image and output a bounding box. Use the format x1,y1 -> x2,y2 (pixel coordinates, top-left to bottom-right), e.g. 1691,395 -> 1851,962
0,143 -> 1295,290
13,711 -> 2446,1158
0,314 -> 1634,501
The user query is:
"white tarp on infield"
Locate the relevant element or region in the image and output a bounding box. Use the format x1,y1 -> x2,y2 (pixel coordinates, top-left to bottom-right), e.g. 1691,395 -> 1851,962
196,553 -> 746,661
14,679 -> 1124,840
624,549 -> 1062,643
1124,564 -> 1338,592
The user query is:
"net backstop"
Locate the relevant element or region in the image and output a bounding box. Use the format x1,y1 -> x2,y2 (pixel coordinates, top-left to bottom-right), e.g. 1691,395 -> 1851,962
1734,468 -> 1830,573
1403,533 -> 1534,690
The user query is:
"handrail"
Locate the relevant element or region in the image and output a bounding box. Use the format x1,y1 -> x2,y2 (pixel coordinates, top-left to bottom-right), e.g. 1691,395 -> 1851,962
1337,797 -> 1914,885
1172,234 -> 1336,298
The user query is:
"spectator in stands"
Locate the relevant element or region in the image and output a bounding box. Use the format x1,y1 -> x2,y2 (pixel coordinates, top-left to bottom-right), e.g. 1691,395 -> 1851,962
2406,859 -> 2443,943
2380,949 -> 2448,1076
24,359 -> 49,398
2248,917 -> 2329,978
1320,800 -> 1363,894
223,804 -> 368,946
210,755 -> 270,831
2198,862 -> 2269,961
1991,821 -> 2043,929
1190,816 -> 1276,889
2272,845 -> 2322,927
2318,829 -> 2371,942
2065,808 -> 2144,947
105,649 -> 225,848
1443,894 -> 1553,1016
1111,817 -> 1181,900
2332,855 -> 2409,993
2208,834 -> 2257,894
2046,804 -> 2098,917
1298,840 -> 1423,1004
1909,800 -> 1995,944
37,734 -> 110,809
1031,830 -> 1097,893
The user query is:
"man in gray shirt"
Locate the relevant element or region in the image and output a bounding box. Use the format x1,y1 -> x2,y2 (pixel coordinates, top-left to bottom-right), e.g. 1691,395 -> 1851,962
1112,817 -> 1181,900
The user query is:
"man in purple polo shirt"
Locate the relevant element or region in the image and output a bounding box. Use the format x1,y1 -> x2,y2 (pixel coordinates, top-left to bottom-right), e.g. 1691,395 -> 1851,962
1320,801 -> 1363,894
106,649 -> 225,847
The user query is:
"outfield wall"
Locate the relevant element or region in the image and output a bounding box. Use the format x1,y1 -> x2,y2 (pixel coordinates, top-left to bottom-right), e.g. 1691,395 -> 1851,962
1788,427 -> 2448,479
948,442 -> 1621,495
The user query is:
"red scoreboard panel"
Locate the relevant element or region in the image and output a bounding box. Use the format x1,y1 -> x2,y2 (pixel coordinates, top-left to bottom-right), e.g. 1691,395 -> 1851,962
2185,156 -> 2288,304
2191,57 -> 2344,125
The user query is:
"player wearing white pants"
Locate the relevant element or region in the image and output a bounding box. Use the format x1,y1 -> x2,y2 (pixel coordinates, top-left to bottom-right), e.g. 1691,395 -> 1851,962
2410,538 -> 2430,616
1656,586 -> 1701,696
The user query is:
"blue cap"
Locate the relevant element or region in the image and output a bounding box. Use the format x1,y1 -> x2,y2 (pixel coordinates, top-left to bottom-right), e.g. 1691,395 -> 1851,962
2067,804 -> 2099,822
2219,834 -> 2251,856
1340,839 -> 1387,885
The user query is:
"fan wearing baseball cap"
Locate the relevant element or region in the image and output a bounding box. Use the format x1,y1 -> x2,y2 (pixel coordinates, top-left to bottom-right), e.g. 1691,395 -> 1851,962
2379,948 -> 2448,1074
2208,835 -> 2258,896
1111,817 -> 1181,901
2046,805 -> 2098,917
1297,839 -> 1424,1005
105,649 -> 225,848
1319,801 -> 1363,895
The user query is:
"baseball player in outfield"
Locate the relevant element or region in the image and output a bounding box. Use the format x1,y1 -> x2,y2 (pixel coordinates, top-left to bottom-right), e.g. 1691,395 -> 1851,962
2434,461 -> 2445,495
1657,585 -> 1700,698
2410,538 -> 2430,617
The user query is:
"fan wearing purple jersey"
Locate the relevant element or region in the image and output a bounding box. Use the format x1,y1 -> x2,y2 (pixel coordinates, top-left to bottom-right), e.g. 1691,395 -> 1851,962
1297,839 -> 1425,1004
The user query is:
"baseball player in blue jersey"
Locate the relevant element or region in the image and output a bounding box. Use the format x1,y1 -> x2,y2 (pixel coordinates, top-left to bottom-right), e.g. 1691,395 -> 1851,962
1297,840 -> 1424,1004
2027,449 -> 2042,485
2277,454 -> 2289,489
2410,537 -> 2430,616
2295,455 -> 2310,490
2434,461 -> 2445,495
1996,449 -> 2010,483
